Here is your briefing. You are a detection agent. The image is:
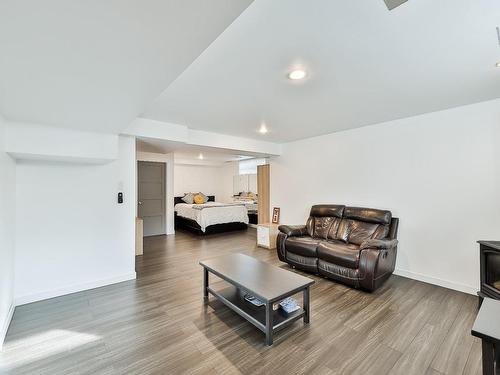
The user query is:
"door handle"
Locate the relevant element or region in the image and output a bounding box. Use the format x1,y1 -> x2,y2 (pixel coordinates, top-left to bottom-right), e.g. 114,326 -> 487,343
138,201 -> 143,205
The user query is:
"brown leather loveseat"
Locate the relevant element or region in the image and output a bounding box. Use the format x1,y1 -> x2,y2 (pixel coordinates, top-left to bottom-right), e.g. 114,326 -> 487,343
277,205 -> 399,291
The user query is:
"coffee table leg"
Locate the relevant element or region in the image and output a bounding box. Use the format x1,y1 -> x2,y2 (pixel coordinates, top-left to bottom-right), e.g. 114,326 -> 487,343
480,340 -> 495,375
203,267 -> 209,300
303,287 -> 310,324
265,303 -> 273,346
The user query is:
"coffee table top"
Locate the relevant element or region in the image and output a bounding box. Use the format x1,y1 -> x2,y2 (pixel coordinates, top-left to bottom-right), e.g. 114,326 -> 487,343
200,253 -> 314,302
471,298 -> 500,345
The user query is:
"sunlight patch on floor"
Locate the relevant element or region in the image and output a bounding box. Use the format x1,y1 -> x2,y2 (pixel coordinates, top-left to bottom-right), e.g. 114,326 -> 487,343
0,329 -> 101,371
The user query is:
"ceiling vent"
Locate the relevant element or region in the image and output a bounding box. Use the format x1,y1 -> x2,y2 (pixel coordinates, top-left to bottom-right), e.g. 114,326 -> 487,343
384,0 -> 408,10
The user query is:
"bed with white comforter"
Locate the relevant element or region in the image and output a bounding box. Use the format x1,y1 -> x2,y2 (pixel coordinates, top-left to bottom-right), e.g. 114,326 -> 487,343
174,202 -> 249,232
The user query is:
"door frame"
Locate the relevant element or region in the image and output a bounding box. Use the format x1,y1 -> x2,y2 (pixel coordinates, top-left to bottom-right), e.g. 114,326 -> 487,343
136,152 -> 175,236
137,161 -> 166,236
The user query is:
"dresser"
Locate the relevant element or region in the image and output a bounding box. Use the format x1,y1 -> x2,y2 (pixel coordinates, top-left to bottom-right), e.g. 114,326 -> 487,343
257,223 -> 279,249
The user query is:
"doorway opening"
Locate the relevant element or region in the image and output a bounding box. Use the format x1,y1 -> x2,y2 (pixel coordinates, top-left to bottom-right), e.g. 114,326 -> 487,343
137,161 -> 166,237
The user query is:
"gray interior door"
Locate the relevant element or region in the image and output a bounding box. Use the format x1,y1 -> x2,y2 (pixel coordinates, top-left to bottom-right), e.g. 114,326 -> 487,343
138,161 -> 166,237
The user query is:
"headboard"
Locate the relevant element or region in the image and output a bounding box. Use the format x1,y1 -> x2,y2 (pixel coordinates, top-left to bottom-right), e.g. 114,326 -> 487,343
174,195 -> 215,205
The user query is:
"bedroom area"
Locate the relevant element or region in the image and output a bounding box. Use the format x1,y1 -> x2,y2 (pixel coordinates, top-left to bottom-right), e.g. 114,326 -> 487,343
135,137 -> 271,249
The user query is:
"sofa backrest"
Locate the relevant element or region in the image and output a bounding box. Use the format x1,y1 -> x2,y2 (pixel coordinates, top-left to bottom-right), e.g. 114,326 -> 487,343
307,205 -> 393,245
307,205 -> 344,239
337,207 -> 392,245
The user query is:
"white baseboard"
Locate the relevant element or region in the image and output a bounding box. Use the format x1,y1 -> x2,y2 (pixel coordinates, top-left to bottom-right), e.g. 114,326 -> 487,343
394,268 -> 477,295
0,303 -> 15,350
14,272 -> 137,307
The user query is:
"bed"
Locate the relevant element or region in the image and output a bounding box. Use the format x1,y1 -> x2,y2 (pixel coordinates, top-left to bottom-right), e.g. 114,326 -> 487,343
174,196 -> 249,235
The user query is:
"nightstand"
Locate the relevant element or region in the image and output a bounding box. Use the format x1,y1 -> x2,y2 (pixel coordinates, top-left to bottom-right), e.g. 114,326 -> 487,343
257,223 -> 279,249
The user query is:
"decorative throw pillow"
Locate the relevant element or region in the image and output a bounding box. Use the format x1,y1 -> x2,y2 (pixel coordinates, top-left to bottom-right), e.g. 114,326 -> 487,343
181,193 -> 194,204
193,194 -> 204,204
198,192 -> 209,203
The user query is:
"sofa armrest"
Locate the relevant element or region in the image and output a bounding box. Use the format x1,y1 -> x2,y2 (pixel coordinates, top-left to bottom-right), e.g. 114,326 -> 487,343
278,225 -> 307,237
358,239 -> 398,291
360,239 -> 398,251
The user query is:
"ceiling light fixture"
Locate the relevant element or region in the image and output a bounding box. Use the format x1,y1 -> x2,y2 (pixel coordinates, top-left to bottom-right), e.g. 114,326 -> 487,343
198,153 -> 204,160
496,61 -> 500,68
288,69 -> 307,80
258,123 -> 268,134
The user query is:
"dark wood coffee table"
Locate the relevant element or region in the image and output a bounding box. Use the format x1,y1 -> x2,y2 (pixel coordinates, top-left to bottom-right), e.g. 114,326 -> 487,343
471,297 -> 500,375
200,253 -> 314,345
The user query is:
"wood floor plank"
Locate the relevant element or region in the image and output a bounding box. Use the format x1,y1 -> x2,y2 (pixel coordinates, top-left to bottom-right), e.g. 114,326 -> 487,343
462,337 -> 483,375
335,342 -> 402,375
1,229 -> 481,375
430,295 -> 478,374
425,368 -> 444,375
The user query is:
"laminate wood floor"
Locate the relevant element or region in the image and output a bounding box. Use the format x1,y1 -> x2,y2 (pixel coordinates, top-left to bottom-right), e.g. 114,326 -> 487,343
1,229 -> 481,375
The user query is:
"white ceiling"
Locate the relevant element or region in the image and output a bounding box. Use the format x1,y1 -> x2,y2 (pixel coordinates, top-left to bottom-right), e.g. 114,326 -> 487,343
0,0 -> 253,132
136,137 -> 263,163
143,0 -> 500,142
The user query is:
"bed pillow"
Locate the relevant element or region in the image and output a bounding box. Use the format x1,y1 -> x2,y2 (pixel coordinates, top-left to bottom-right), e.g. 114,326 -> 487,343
198,192 -> 209,203
193,194 -> 204,204
181,193 -> 194,204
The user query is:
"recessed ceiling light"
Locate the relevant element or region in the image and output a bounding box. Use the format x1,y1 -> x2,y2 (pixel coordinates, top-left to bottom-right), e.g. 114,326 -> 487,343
258,123 -> 268,134
288,69 -> 307,80
198,153 -> 204,160
496,61 -> 500,68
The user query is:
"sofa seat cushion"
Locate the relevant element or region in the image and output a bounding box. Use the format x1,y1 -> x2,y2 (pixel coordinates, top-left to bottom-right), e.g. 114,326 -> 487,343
285,236 -> 320,257
318,260 -> 360,288
317,240 -> 360,268
285,252 -> 318,273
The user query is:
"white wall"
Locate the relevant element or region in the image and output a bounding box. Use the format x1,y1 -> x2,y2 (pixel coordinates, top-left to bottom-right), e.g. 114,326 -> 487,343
174,162 -> 235,203
271,99 -> 500,294
6,122 -> 118,163
0,115 -> 16,347
14,135 -> 136,305
219,162 -> 239,203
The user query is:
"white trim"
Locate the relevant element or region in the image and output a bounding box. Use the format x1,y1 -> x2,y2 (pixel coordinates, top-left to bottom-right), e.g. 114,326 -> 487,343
0,303 -> 15,350
394,268 -> 477,295
14,273 -> 137,307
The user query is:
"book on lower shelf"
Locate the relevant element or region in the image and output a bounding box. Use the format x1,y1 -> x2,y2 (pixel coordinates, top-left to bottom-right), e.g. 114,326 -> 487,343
279,297 -> 301,316
243,294 -> 301,316
244,294 -> 265,307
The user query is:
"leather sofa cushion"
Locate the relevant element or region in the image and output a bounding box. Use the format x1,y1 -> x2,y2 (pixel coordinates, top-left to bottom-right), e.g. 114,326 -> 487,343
336,219 -> 388,245
310,205 -> 345,218
317,241 -> 360,268
286,252 -> 318,273
313,217 -> 333,239
371,224 -> 390,240
318,259 -> 360,287
307,205 -> 344,238
326,218 -> 342,241
285,236 -> 320,257
344,206 -> 392,225
310,217 -> 341,239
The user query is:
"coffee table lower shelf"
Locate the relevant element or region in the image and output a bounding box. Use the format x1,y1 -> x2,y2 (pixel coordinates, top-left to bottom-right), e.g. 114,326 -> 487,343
206,285 -> 305,342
